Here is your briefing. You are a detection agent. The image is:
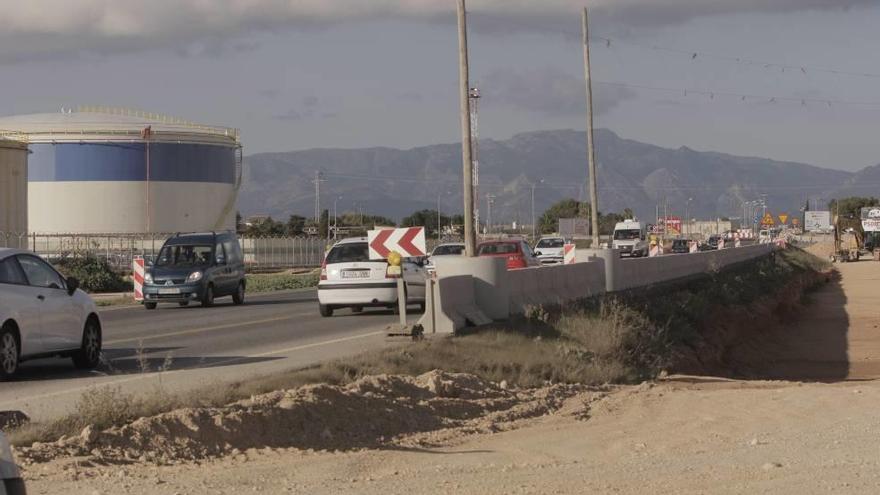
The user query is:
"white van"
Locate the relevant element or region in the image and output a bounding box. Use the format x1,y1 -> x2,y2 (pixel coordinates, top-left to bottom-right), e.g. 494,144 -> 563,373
612,219 -> 648,257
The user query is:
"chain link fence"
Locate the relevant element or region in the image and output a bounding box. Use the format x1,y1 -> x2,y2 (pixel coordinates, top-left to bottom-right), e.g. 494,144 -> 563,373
0,232 -> 329,272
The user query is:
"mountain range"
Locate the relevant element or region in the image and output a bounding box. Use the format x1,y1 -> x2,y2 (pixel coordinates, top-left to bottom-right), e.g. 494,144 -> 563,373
238,129 -> 869,225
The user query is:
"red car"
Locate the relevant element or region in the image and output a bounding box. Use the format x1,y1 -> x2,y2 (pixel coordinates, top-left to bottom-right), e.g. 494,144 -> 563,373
477,240 -> 541,270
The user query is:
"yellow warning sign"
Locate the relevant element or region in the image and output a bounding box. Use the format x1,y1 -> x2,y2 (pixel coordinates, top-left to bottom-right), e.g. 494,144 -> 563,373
778,213 -> 789,224
761,212 -> 775,226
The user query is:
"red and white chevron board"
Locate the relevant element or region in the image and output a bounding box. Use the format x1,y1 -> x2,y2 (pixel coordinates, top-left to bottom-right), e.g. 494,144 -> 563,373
368,227 -> 427,260
563,243 -> 576,265
132,256 -> 145,302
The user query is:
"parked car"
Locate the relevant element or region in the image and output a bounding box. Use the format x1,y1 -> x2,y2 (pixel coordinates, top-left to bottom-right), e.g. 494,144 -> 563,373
142,231 -> 246,309
317,237 -> 426,317
0,431 -> 25,495
477,240 -> 541,270
425,242 -> 465,276
670,238 -> 690,254
0,248 -> 102,380
533,236 -> 568,265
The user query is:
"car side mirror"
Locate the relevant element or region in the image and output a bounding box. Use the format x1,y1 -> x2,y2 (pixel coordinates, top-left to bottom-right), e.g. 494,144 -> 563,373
66,277 -> 80,296
535,251 -> 542,256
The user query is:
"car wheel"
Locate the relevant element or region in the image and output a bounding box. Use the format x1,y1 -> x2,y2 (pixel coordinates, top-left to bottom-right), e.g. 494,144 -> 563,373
72,318 -> 102,370
145,302 -> 158,310
319,304 -> 334,317
0,325 -> 20,380
178,301 -> 190,307
232,281 -> 245,305
351,306 -> 363,314
202,284 -> 215,308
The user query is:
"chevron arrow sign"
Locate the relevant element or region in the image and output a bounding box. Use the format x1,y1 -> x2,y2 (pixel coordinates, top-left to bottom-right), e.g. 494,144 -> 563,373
368,227 -> 427,260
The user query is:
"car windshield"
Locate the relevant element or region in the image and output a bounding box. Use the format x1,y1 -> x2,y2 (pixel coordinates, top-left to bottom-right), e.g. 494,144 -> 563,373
156,245 -> 213,267
536,239 -> 564,248
478,243 -> 518,255
673,240 -> 687,247
433,245 -> 465,256
614,229 -> 641,240
326,242 -> 371,264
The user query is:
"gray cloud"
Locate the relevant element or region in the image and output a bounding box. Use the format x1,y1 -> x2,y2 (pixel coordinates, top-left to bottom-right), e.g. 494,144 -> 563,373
0,1 -> 873,63
484,67 -> 637,117
273,95 -> 334,121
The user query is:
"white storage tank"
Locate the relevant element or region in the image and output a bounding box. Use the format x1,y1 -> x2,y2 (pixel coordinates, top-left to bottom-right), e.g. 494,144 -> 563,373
0,108 -> 241,234
0,136 -> 28,242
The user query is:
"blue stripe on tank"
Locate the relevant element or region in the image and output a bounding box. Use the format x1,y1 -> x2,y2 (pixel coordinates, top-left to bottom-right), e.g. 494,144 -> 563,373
28,142 -> 236,184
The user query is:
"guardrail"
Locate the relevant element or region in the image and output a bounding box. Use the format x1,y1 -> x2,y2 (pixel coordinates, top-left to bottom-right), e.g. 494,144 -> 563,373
0,232 -> 329,272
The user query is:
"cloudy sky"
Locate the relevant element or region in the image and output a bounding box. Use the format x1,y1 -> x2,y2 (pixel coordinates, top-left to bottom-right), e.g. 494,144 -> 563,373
1,0 -> 878,171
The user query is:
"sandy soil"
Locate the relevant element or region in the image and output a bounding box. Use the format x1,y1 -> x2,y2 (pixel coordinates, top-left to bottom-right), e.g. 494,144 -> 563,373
21,254 -> 880,495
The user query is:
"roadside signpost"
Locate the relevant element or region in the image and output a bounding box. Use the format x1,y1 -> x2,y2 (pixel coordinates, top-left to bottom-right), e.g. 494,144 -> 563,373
761,212 -> 775,227
778,213 -> 789,225
368,227 -> 427,260
368,227 -> 427,330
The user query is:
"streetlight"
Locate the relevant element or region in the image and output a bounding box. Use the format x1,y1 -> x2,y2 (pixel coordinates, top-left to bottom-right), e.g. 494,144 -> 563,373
333,196 -> 343,240
530,179 -> 544,239
685,197 -> 693,237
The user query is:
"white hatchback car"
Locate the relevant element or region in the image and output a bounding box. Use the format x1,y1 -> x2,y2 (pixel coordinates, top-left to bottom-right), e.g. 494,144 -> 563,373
533,236 -> 568,265
317,238 -> 426,317
0,431 -> 25,495
425,242 -> 465,276
0,248 -> 102,380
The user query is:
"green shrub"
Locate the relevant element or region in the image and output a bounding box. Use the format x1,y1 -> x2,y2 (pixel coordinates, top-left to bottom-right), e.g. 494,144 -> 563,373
54,255 -> 131,293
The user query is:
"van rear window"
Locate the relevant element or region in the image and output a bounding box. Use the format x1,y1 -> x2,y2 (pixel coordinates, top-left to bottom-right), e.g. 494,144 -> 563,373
326,243 -> 371,264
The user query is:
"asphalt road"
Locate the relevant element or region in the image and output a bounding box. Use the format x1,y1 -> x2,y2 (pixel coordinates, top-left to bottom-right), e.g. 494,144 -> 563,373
1,289 -> 419,422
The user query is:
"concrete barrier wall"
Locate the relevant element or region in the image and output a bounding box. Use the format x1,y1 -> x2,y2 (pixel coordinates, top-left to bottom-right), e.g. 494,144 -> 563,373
418,244 -> 773,334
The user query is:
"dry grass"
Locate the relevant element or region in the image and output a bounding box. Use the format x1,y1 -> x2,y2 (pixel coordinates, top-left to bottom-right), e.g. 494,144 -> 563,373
9,248 -> 827,447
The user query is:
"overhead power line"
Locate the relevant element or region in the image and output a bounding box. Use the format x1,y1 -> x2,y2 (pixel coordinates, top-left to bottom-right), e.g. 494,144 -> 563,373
595,80 -> 880,108
591,35 -> 880,79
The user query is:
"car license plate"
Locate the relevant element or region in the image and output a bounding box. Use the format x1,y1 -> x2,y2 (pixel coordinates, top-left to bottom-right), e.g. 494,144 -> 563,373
341,271 -> 370,279
159,288 -> 181,295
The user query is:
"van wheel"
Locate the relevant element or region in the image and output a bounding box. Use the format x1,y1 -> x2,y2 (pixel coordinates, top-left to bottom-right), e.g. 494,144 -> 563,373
232,282 -> 245,305
319,304 -> 333,317
72,318 -> 102,370
202,285 -> 215,307
0,325 -> 20,380
145,302 -> 157,310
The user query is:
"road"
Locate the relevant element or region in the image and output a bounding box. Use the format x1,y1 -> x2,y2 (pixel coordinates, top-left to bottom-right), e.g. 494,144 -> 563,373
1,289 -> 418,422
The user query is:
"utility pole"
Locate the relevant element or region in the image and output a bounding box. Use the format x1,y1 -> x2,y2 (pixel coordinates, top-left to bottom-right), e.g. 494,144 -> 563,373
313,171 -> 324,224
470,87 -> 481,232
486,193 -> 496,235
582,7 -> 601,248
530,183 -> 536,239
436,192 -> 442,241
457,0 -> 477,256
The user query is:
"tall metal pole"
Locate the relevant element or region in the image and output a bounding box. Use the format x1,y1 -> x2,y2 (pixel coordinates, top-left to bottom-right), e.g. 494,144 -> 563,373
437,192 -> 442,240
458,0 -> 476,256
531,183 -> 536,239
582,7 -> 601,248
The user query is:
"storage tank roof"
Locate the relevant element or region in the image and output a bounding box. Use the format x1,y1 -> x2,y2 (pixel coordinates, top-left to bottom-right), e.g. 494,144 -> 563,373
0,108 -> 239,146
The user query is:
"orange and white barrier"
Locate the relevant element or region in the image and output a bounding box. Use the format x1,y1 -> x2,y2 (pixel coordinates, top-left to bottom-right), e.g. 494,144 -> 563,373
718,238 -> 726,249
133,256 -> 145,302
649,242 -> 663,257
689,241 -> 699,253
563,244 -> 576,265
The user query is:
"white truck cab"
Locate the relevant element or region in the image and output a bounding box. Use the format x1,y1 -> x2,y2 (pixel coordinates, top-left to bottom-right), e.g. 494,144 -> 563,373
612,219 -> 648,257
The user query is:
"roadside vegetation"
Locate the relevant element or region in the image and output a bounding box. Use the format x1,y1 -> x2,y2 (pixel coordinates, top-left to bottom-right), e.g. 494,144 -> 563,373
10,247 -> 830,446
245,271 -> 319,292
53,255 -> 131,293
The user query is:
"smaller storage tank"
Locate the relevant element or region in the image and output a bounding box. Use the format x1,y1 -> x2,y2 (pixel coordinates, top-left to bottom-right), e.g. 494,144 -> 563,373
0,136 -> 28,246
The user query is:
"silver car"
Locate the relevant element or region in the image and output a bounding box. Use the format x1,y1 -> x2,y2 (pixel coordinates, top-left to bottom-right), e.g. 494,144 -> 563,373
0,248 -> 102,380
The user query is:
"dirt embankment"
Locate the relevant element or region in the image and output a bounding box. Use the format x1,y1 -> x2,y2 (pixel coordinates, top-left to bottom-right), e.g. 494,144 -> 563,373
16,371 -> 600,466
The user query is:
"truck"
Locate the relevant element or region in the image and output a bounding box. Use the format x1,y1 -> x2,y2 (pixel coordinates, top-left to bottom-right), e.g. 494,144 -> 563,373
612,219 -> 648,257
860,206 -> 880,254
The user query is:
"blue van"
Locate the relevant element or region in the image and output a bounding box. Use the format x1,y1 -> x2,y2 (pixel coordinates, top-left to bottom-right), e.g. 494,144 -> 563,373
142,231 -> 246,309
